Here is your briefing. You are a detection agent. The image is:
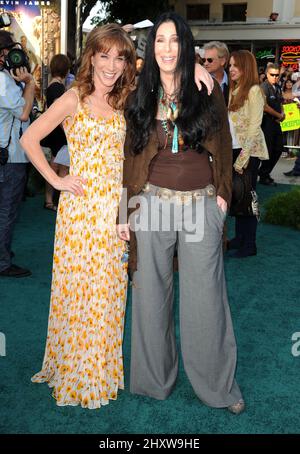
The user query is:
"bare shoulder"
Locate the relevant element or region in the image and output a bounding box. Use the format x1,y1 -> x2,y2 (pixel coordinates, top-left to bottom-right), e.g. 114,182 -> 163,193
47,89 -> 79,122
61,89 -> 79,112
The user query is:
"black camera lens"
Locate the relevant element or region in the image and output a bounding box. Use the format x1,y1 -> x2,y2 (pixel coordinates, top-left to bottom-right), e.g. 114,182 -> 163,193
6,47 -> 31,74
8,49 -> 26,67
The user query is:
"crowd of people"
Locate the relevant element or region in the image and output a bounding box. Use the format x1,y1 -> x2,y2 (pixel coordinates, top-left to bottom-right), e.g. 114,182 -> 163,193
1,11 -> 299,414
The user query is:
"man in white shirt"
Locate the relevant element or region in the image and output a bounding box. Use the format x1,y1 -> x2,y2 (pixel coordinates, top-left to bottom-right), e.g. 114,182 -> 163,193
0,31 -> 35,277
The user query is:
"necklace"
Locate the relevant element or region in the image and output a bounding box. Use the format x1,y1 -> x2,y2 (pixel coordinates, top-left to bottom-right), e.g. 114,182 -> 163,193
158,86 -> 184,153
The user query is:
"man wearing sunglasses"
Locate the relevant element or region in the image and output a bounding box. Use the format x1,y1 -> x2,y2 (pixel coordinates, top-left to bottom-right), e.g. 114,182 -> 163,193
0,31 -> 35,277
203,41 -> 229,105
258,63 -> 285,186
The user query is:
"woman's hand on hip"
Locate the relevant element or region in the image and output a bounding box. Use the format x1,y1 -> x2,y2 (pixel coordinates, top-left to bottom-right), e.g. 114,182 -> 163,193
54,175 -> 87,196
217,195 -> 227,214
117,224 -> 130,241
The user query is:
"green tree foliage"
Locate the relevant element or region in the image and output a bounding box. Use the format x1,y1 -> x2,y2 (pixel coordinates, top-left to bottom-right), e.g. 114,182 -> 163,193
82,1 -> 99,22
91,0 -> 170,25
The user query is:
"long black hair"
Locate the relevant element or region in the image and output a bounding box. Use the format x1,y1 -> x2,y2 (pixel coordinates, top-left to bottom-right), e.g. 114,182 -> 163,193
127,12 -> 222,154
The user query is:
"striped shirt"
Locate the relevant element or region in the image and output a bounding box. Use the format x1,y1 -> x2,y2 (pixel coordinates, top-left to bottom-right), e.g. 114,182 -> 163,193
0,70 -> 29,163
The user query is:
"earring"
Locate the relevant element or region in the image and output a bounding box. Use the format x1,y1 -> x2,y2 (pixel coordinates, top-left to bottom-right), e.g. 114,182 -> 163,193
91,65 -> 94,83
119,72 -> 124,88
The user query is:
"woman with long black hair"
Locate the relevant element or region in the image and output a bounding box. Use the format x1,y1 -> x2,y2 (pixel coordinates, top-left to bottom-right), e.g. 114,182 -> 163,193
117,12 -> 245,414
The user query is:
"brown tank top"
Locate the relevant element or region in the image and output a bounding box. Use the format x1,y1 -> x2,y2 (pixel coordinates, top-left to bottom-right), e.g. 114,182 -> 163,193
148,120 -> 213,191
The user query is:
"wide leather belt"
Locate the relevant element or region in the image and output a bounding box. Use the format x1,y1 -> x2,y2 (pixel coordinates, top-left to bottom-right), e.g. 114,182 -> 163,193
142,182 -> 216,204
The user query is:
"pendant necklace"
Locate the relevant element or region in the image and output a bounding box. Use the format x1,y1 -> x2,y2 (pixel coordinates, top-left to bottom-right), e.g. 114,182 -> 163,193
158,86 -> 184,153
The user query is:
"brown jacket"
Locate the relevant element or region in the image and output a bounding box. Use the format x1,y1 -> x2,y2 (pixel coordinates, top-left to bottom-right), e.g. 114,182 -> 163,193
121,82 -> 232,272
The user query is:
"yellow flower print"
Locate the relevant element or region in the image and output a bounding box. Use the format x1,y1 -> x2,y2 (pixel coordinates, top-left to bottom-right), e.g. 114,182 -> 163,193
82,396 -> 89,406
53,254 -> 60,265
31,105 -> 127,409
77,382 -> 84,390
69,391 -> 77,400
60,365 -> 70,375
113,370 -> 118,379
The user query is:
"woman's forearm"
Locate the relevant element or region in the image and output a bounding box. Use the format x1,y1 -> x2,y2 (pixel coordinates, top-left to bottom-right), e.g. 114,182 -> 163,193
20,135 -> 61,188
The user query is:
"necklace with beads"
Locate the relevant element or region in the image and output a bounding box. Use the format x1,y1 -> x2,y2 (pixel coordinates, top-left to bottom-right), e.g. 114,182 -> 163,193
158,86 -> 184,153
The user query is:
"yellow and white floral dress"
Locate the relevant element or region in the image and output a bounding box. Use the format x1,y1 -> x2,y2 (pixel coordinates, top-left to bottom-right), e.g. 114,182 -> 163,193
31,91 -> 128,409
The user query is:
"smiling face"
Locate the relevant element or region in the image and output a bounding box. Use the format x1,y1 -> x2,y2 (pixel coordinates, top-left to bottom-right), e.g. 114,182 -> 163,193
91,45 -> 126,89
154,21 -> 179,76
229,56 -> 243,84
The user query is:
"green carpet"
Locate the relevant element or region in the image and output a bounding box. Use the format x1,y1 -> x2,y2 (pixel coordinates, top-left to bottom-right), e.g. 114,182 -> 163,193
0,184 -> 300,434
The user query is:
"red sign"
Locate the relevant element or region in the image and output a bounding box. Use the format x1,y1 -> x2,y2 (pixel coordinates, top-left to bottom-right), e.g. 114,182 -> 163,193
281,45 -> 300,70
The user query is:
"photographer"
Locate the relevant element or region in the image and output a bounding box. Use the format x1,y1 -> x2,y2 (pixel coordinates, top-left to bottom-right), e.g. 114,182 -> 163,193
0,30 -> 35,277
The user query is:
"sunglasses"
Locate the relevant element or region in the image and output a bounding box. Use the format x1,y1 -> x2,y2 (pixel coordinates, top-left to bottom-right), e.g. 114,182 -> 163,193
269,73 -> 280,77
202,58 -> 216,63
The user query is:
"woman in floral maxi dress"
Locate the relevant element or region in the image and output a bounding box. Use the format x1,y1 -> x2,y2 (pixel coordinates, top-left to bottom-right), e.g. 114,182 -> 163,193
21,24 -> 136,409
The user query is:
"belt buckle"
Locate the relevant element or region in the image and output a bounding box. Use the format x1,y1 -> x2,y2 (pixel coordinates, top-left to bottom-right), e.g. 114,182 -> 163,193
193,191 -> 202,201
206,185 -> 215,197
159,188 -> 172,200
143,182 -> 151,193
176,191 -> 192,205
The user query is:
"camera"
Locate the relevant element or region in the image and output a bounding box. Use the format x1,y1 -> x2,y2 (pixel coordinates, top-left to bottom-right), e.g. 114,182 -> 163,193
4,45 -> 31,74
0,13 -> 11,29
0,13 -> 30,74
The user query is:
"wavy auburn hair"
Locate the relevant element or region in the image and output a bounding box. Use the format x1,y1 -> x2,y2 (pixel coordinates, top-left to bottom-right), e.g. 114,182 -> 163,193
228,50 -> 260,112
73,24 -> 136,110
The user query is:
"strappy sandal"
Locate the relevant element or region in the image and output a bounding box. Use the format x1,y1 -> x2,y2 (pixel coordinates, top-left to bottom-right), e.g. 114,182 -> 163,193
44,202 -> 57,212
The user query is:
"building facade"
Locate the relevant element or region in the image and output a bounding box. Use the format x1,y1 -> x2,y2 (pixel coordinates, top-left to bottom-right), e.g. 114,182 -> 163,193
170,0 -> 300,69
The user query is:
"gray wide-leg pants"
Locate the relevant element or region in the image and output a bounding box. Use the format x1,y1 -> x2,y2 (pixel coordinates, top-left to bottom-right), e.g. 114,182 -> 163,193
130,188 -> 243,407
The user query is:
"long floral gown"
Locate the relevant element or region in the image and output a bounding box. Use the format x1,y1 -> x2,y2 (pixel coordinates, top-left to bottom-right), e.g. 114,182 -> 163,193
32,91 -> 128,409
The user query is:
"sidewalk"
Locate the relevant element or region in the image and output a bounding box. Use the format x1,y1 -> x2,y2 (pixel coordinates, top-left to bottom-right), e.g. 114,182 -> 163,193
270,156 -> 300,186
